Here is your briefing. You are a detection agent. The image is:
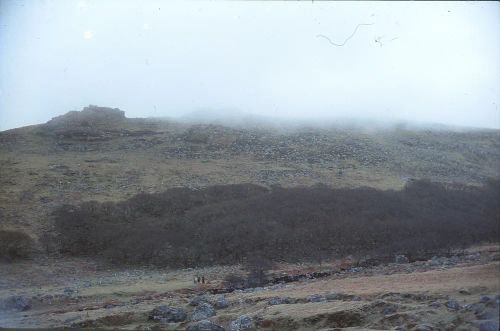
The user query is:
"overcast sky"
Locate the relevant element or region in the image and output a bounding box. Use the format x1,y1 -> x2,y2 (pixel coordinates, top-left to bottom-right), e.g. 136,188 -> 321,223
0,0 -> 499,130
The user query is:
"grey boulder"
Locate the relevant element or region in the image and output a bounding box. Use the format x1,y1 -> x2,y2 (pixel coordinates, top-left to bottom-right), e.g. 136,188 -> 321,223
230,315 -> 254,331
191,302 -> 216,321
213,295 -> 229,309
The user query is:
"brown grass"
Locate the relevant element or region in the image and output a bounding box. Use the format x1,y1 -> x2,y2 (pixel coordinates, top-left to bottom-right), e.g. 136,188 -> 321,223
242,263 -> 500,301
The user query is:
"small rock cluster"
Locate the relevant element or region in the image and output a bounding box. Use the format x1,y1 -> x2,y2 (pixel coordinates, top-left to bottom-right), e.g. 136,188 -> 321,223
268,297 -> 292,305
149,297 -> 235,330
148,305 -> 187,323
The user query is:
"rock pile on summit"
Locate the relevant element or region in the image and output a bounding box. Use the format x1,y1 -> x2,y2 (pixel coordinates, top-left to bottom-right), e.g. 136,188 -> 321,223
46,105 -> 126,128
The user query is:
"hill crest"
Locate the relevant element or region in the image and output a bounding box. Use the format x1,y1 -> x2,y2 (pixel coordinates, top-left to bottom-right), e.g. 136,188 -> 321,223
0,106 -> 498,237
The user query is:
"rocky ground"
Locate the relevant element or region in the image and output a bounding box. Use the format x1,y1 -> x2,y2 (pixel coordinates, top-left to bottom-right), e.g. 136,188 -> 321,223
1,106 -> 499,241
1,245 -> 499,330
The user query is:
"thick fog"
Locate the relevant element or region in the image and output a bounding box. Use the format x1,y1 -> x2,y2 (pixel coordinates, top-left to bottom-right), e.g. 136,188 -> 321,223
0,0 -> 499,130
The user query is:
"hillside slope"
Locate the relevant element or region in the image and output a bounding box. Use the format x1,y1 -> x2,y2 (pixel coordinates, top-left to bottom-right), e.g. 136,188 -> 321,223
0,105 -> 499,237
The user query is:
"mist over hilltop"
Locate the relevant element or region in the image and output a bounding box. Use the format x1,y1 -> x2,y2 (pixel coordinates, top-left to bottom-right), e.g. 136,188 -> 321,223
0,1 -> 499,130
22,105 -> 499,134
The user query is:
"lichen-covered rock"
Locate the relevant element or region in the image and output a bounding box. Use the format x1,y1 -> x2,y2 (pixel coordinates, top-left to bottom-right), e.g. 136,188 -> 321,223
191,302 -> 216,321
230,315 -> 254,331
213,295 -> 229,309
445,299 -> 461,310
190,295 -> 208,306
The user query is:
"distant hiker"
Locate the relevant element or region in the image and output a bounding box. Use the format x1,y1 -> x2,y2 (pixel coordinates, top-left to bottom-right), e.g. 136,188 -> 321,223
202,276 -> 205,284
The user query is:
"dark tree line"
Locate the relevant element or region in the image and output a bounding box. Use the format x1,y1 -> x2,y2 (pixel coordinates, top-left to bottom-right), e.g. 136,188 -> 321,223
52,180 -> 500,266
